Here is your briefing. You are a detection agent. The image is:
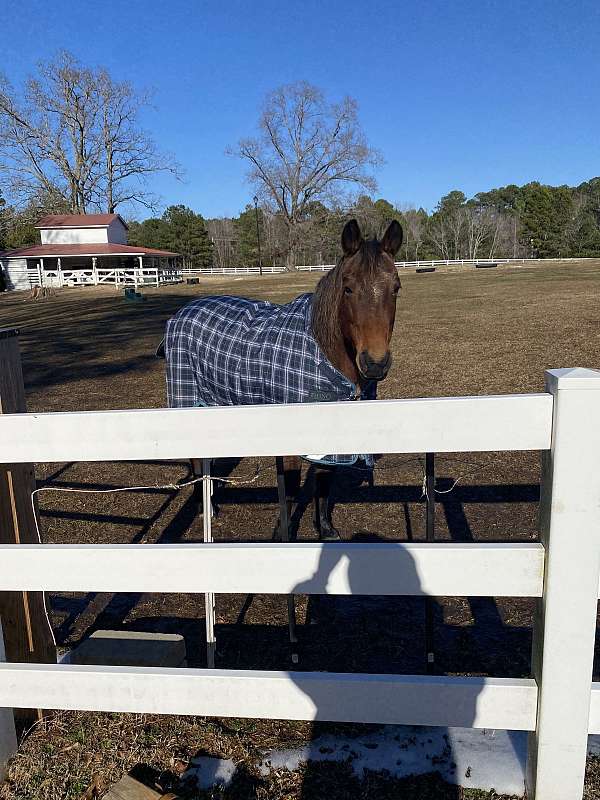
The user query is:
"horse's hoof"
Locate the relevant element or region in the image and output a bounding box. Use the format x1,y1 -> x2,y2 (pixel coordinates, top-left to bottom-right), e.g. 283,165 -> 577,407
319,527 -> 341,542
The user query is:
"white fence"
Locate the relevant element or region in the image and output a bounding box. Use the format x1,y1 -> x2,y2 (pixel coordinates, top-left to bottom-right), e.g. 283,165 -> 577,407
27,265 -> 183,289
43,257 -> 587,281
183,265 -> 287,275
0,370 -> 600,799
190,258 -> 521,275
299,258 -> 517,272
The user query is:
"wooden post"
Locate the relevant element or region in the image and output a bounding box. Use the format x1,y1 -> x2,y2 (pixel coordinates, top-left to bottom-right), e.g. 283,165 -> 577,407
0,620 -> 17,779
0,329 -> 56,726
526,368 -> 600,799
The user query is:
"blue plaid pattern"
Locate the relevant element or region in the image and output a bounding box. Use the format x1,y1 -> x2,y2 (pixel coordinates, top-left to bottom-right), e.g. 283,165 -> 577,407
164,293 -> 375,465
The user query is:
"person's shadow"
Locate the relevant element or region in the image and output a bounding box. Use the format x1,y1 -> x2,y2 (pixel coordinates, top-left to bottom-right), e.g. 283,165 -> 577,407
286,532 -> 480,798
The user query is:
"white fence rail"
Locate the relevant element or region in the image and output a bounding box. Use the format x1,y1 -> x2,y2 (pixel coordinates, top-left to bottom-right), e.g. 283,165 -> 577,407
0,542 -> 544,597
1,369 -> 600,800
191,257 -> 592,275
182,265 -> 287,275
190,258 -> 526,275
298,258 -> 517,272
0,394 -> 552,461
0,665 -> 537,731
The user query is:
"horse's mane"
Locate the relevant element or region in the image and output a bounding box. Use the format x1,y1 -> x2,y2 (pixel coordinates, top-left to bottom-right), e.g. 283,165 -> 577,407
311,239 -> 383,360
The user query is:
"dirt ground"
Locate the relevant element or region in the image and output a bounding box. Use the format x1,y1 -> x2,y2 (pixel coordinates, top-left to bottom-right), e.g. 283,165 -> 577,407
0,259 -> 599,799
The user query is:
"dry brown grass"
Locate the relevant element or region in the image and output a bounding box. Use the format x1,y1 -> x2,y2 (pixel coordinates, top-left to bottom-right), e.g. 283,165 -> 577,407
0,260 -> 599,799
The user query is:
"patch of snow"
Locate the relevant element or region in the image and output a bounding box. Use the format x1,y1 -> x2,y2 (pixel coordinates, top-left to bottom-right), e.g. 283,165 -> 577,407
182,756 -> 236,790
255,728 -> 600,794
259,726 -> 528,795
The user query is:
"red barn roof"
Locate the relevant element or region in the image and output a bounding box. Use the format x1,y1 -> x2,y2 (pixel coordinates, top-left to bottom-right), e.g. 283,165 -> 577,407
0,243 -> 179,258
35,214 -> 129,230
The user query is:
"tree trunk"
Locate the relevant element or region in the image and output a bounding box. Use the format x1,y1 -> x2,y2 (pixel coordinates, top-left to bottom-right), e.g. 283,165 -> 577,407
286,225 -> 298,271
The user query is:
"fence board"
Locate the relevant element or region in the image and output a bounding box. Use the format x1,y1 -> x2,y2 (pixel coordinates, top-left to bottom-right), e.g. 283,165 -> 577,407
0,393 -> 552,463
0,542 -> 544,597
588,683 -> 600,733
0,663 -> 537,730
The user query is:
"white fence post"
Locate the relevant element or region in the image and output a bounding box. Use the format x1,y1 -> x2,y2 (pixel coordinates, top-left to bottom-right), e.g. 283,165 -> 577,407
527,368 -> 600,799
0,620 -> 17,780
202,458 -> 216,669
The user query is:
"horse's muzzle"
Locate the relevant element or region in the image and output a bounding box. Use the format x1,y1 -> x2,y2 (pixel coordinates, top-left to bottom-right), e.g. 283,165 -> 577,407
357,350 -> 392,381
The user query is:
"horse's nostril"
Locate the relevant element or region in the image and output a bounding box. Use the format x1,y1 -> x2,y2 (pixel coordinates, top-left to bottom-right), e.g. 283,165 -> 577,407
359,350 -> 392,378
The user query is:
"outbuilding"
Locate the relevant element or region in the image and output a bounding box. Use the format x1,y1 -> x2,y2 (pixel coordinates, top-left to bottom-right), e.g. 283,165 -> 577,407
0,214 -> 181,290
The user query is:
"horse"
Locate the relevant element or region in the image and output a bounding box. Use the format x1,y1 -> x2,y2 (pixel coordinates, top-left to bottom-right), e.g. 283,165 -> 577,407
161,217 -> 403,539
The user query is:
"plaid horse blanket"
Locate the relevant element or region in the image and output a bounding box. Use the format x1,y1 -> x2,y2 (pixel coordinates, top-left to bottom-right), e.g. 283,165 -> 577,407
164,293 -> 375,466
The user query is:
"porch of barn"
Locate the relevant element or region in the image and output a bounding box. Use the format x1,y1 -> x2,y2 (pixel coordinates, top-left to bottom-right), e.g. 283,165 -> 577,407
27,254 -> 182,289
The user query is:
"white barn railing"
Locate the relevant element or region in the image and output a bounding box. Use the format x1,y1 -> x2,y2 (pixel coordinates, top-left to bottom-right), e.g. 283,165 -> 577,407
27,265 -> 182,289
0,369 -> 600,800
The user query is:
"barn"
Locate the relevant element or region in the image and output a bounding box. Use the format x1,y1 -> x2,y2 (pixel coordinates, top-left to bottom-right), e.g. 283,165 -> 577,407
0,213 -> 181,290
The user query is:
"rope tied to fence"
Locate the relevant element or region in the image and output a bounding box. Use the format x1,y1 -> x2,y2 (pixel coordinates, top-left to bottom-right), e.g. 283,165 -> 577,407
30,453 -> 494,539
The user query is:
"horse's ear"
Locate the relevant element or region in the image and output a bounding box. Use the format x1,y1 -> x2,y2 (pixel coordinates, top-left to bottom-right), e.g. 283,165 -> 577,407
381,220 -> 403,256
341,219 -> 363,256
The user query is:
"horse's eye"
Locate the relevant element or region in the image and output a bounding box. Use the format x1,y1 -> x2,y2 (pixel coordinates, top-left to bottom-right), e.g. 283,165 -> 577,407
344,286 -> 353,295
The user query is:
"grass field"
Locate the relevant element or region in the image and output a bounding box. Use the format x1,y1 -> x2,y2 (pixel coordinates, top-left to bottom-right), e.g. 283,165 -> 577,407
0,260 -> 599,799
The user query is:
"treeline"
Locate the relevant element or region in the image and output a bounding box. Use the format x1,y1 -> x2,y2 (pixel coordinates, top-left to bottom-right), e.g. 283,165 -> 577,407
2,177 -> 600,268
210,177 -> 600,267
129,176 -> 600,269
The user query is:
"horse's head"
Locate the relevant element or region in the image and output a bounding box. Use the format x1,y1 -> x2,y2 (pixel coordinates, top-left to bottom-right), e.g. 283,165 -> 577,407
334,218 -> 403,383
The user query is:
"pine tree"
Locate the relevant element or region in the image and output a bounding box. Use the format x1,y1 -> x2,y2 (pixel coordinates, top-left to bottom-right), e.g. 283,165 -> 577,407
161,205 -> 213,268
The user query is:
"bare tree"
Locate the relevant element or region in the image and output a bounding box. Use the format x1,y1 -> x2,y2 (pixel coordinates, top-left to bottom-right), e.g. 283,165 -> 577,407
206,217 -> 237,269
428,215 -> 451,259
229,82 -> 382,269
463,206 -> 492,259
96,70 -> 179,212
0,54 -> 100,212
0,51 -> 180,214
400,208 -> 426,261
447,210 -> 465,259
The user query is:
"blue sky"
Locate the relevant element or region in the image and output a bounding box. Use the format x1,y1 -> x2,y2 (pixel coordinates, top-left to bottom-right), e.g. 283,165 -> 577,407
1,0 -> 598,218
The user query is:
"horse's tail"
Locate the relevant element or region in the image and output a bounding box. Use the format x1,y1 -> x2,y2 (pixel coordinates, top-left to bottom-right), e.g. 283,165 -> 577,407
155,338 -> 165,359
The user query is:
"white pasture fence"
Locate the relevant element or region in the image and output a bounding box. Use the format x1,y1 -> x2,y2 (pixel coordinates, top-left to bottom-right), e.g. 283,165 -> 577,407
298,258 -> 517,272
182,265 -> 287,275
190,258 -> 520,275
149,256 -> 590,278
0,370 -> 600,799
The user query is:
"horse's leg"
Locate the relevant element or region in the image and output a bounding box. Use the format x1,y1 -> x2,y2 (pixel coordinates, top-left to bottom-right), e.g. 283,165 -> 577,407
190,458 -> 204,512
313,465 -> 340,541
273,455 -> 302,541
275,456 -> 299,663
